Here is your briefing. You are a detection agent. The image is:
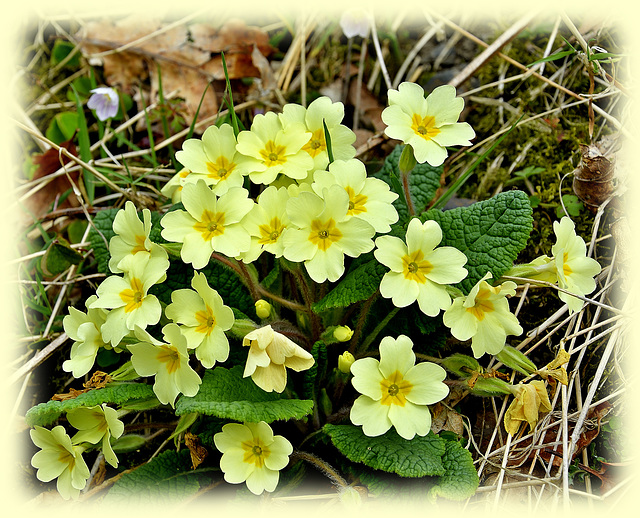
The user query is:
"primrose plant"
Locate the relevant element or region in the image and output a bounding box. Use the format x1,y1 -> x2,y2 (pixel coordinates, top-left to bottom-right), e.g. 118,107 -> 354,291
26,82 -> 602,502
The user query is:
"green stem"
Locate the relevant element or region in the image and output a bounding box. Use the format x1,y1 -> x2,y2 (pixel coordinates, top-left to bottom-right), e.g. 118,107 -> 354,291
357,306 -> 400,355
290,451 -> 349,489
349,290 -> 379,355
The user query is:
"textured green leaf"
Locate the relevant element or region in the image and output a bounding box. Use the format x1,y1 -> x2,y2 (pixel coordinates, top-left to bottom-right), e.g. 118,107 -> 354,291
302,341 -> 327,400
25,383 -> 157,427
428,440 -> 479,501
374,145 -> 442,223
323,424 -> 446,477
312,259 -> 387,312
104,449 -> 201,504
421,190 -> 533,293
175,366 -> 314,423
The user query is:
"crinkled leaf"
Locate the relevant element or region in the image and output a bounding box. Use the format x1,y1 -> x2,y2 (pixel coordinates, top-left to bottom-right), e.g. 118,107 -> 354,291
175,366 -> 314,423
302,341 -> 327,400
428,439 -> 479,501
312,259 -> 387,312
421,190 -> 533,293
25,383 -> 157,427
374,144 -> 442,223
41,237 -> 84,276
104,449 -> 201,504
323,424 -> 446,477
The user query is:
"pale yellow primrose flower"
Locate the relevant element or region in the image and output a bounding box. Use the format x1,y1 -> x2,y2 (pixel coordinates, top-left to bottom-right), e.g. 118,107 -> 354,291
374,218 -> 468,316
160,180 -> 253,269
62,295 -> 111,377
381,82 -> 475,167
160,167 -> 192,203
108,201 -> 169,274
214,421 -> 293,495
552,217 -> 602,313
279,96 -> 356,171
503,380 -> 552,435
236,111 -> 313,185
350,335 -> 449,440
443,273 -> 523,358
165,271 -> 234,368
67,404 -> 124,468
283,185 -> 376,283
90,253 -> 168,347
240,185 -> 291,263
311,158 -> 399,233
30,425 -> 90,500
129,323 -> 202,407
175,124 -> 250,196
243,325 -> 314,393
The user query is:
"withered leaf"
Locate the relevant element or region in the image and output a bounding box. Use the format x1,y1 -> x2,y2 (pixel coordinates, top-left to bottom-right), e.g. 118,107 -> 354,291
185,432 -> 208,469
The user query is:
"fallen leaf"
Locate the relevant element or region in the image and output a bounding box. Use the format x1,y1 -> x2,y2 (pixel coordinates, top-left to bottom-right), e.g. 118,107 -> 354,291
185,432 -> 208,470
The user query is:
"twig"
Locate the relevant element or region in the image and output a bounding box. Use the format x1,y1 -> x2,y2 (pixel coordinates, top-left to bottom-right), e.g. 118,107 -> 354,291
10,333 -> 69,385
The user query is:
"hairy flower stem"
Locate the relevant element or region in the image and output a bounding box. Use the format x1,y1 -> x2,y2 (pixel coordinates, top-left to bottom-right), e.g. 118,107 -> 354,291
349,290 -> 379,355
290,451 -> 349,489
356,305 -> 400,355
291,268 -> 322,342
401,170 -> 416,217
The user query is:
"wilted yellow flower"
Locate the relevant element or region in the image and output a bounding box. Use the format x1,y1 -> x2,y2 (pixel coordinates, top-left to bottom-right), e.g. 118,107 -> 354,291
504,380 -> 552,435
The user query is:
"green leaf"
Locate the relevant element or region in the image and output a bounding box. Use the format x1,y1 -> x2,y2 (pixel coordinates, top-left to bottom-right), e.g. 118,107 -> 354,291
556,194 -> 583,218
527,48 -> 576,67
45,112 -> 78,144
420,190 -> 533,293
50,39 -> 80,67
312,259 -> 387,312
104,450 -> 201,504
175,366 -> 314,423
323,424 -> 446,477
111,434 -> 147,453
40,237 -> 84,276
428,440 -> 479,501
374,145 -> 442,222
302,341 -> 327,400
25,383 -> 157,427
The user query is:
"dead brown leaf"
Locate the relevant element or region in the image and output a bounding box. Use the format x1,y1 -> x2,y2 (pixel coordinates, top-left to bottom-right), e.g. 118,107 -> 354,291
185,432 -> 208,470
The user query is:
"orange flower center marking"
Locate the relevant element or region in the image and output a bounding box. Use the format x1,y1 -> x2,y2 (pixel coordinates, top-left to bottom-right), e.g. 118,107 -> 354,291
260,140 -> 287,167
411,114 -> 440,141
241,437 -> 271,468
465,287 -> 495,321
131,235 -> 148,254
195,305 -> 216,335
345,186 -> 368,216
156,345 -> 181,374
120,277 -> 145,313
258,217 -> 285,245
194,210 -> 225,240
402,250 -> 432,283
309,218 -> 342,251
380,370 -> 413,406
206,156 -> 236,181
562,252 -> 572,276
302,129 -> 326,158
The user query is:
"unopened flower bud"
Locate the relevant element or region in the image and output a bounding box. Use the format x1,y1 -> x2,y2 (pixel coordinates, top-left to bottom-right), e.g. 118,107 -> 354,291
398,144 -> 417,174
496,345 -> 537,376
254,299 -> 273,320
333,325 -> 354,342
338,351 -> 355,374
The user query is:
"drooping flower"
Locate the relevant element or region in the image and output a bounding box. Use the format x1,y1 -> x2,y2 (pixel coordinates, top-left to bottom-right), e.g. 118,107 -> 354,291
381,82 -> 475,166
311,158 -> 398,233
279,97 -> 356,171
349,335 -> 449,440
374,218 -> 468,316
175,124 -> 250,196
339,9 -> 371,38
213,421 -> 293,495
108,201 -> 169,274
90,253 -> 168,347
551,217 -> 602,313
128,323 -> 202,407
160,180 -> 253,269
283,184 -> 375,283
160,167 -> 192,203
87,87 -> 119,121
62,295 -> 112,378
30,425 -> 90,500
165,271 -> 235,368
443,273 -> 523,358
243,325 -> 314,393
503,380 -> 552,435
235,111 -> 313,185
240,185 -> 291,263
66,404 -> 125,468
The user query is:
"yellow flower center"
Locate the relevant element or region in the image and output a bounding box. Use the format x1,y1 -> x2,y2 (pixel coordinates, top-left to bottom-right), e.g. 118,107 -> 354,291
131,235 -> 147,254
380,370 -> 413,406
302,129 -> 326,158
156,345 -> 181,374
193,210 -> 225,240
260,140 -> 287,167
411,114 -> 440,141
465,287 -> 495,321
120,277 -> 145,313
309,218 -> 342,251
562,251 -> 572,276
195,305 -> 216,335
241,436 -> 271,468
258,217 -> 285,245
402,250 -> 432,283
206,156 -> 236,181
345,186 -> 368,216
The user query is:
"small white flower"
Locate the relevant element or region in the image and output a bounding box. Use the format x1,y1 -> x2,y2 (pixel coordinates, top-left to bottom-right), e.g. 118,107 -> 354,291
88,87 -> 119,121
339,9 -> 371,38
